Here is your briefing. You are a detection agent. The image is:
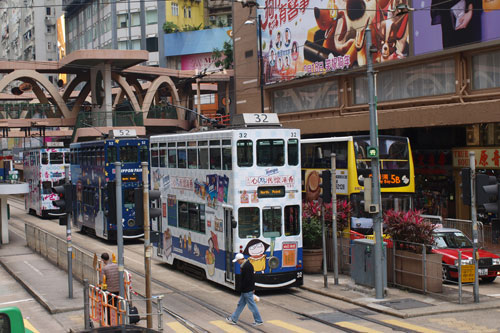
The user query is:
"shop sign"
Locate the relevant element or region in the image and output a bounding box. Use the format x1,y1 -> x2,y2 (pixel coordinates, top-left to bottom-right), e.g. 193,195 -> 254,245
452,148 -> 500,169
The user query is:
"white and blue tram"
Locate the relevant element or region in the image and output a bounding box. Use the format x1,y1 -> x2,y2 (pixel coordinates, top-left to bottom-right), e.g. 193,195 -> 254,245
150,114 -> 303,290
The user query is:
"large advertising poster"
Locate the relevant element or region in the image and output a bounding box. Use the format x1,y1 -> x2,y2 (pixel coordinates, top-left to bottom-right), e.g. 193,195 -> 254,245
413,0 -> 500,55
257,0 -> 410,84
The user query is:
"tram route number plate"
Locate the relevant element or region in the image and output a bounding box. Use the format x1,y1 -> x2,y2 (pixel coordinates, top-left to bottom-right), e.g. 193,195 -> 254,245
461,265 -> 475,283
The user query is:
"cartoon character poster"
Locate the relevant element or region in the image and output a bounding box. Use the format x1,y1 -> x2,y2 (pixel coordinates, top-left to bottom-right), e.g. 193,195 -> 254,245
243,239 -> 270,273
205,231 -> 220,276
257,0 -> 410,84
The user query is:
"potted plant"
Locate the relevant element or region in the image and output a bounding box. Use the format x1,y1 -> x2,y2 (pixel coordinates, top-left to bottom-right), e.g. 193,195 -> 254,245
383,209 -> 442,293
302,202 -> 324,273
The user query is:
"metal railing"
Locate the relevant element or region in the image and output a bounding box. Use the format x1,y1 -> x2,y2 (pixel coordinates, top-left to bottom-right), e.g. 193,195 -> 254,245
0,103 -> 55,119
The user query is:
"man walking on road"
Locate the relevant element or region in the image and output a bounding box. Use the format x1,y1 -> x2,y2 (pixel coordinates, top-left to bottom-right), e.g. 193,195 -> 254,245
226,253 -> 263,326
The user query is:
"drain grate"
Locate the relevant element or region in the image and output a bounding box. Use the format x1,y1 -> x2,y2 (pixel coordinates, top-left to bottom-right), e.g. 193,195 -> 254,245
376,298 -> 433,310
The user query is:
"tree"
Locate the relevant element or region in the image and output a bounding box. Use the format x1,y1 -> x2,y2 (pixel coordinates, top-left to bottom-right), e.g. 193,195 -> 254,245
212,40 -> 233,69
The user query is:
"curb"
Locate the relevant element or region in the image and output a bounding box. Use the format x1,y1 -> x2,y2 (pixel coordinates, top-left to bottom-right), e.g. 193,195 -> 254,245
0,258 -> 83,314
300,285 -> 409,318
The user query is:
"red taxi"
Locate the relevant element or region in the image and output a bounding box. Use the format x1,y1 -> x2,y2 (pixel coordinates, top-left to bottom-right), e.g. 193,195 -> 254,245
432,228 -> 500,282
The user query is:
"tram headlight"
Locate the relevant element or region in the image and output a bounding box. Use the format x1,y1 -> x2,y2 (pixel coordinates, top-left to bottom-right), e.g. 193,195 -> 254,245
269,256 -> 280,269
127,219 -> 135,227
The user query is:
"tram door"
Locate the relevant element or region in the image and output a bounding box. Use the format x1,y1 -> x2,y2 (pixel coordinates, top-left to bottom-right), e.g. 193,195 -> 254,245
224,208 -> 234,283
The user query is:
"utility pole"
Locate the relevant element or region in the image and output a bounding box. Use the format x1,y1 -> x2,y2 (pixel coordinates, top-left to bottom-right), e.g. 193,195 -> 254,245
366,27 -> 384,299
142,162 -> 153,328
65,165 -> 73,299
331,153 -> 339,285
115,162 -> 125,304
469,152 -> 479,302
258,14 -> 264,113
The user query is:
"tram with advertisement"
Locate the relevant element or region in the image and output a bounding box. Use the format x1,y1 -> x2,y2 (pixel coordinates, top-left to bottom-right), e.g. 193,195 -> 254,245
149,114 -> 303,290
24,144 -> 70,217
301,135 -> 415,234
69,132 -> 149,240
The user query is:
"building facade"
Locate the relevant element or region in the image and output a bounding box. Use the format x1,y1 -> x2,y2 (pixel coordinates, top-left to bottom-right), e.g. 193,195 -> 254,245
63,0 -> 163,66
232,2 -> 500,226
0,0 -> 61,84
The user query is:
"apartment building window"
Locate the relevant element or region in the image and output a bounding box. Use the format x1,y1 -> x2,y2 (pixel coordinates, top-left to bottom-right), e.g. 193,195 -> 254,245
184,6 -> 191,18
105,16 -> 111,33
131,13 -> 140,26
118,41 -> 128,50
46,26 -> 52,33
273,80 -> 339,114
354,59 -> 455,104
171,3 -> 178,16
472,49 -> 500,90
146,10 -> 157,24
47,42 -> 52,50
146,37 -> 158,52
46,7 -> 51,16
118,14 -> 128,28
132,39 -> 141,50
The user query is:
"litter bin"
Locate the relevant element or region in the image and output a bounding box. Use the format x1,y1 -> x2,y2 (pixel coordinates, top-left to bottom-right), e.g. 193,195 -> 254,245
351,238 -> 387,288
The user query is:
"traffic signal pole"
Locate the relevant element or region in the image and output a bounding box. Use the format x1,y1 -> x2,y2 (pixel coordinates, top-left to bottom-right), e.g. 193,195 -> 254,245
366,28 -> 384,299
65,165 -> 73,299
469,152 -> 480,302
142,162 -> 153,328
115,162 -> 125,304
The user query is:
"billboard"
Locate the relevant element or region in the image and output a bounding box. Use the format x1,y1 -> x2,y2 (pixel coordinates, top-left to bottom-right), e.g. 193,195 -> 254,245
257,0 -> 410,84
413,0 -> 500,55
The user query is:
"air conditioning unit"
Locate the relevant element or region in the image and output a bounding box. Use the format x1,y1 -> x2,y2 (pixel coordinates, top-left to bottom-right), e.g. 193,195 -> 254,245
209,15 -> 216,21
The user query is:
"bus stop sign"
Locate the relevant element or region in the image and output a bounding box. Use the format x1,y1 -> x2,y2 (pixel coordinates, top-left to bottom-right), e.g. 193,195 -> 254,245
367,146 -> 378,158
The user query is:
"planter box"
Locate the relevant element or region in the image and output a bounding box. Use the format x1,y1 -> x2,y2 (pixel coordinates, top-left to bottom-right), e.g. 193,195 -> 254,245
303,248 -> 323,273
390,249 -> 442,293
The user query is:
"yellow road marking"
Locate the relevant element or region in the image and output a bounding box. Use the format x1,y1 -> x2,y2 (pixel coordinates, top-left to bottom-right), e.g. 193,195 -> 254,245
166,322 -> 192,332
383,319 -> 441,333
268,320 -> 314,333
210,320 -> 245,332
23,319 -> 39,333
336,321 -> 382,333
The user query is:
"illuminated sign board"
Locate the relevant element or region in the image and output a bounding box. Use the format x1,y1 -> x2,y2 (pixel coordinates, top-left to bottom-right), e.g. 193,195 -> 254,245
257,186 -> 285,198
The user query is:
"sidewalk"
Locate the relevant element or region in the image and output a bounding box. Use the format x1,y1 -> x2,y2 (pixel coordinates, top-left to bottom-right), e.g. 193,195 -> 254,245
2,229 -> 500,332
302,272 -> 500,318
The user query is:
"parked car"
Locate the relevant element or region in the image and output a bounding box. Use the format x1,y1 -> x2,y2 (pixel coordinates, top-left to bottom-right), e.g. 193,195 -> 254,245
432,227 -> 500,282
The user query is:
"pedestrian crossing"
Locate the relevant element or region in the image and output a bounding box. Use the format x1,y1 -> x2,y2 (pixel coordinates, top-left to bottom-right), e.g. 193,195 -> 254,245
159,318 -> 444,332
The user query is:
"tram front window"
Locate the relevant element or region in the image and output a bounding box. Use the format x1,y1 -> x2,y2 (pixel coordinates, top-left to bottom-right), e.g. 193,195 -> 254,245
50,152 -> 64,164
263,207 -> 282,238
257,139 -> 284,166
238,207 -> 260,238
123,188 -> 135,209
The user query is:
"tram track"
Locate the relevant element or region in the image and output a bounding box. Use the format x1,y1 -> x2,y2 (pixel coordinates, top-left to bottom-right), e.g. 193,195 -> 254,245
8,196 -> 415,332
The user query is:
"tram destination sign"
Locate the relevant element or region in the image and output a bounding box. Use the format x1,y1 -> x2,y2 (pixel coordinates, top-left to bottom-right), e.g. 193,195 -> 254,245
257,186 -> 285,198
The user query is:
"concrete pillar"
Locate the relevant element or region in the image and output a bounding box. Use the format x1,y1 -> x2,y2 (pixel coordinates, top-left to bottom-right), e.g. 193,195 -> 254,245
1,196 -> 9,244
91,63 -> 114,127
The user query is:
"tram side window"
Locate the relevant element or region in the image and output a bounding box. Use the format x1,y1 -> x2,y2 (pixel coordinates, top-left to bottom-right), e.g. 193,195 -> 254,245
108,146 -> 117,163
237,140 -> 253,167
160,148 -> 167,168
285,205 -> 300,236
238,207 -> 260,238
42,153 -> 48,165
42,181 -> 52,195
257,139 -> 284,166
178,201 -> 205,233
188,148 -> 197,169
177,148 -> 187,168
222,147 -> 232,170
64,152 -> 70,164
288,139 -> 299,166
97,149 -> 104,166
210,143 -> 221,170
168,148 -> 177,168
332,142 -> 348,168
198,144 -> 208,169
263,207 -> 282,238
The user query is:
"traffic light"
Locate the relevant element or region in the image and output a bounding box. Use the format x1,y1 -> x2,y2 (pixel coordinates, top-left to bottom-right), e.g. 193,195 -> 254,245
460,168 -> 471,206
104,181 -> 117,225
134,187 -> 161,226
51,183 -> 72,225
319,170 -> 332,203
476,173 -> 499,214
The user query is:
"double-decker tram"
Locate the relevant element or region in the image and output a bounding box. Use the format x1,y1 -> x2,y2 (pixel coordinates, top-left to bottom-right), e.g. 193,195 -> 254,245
150,114 -> 303,290
301,135 -> 415,234
24,146 -> 70,217
69,135 -> 149,240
